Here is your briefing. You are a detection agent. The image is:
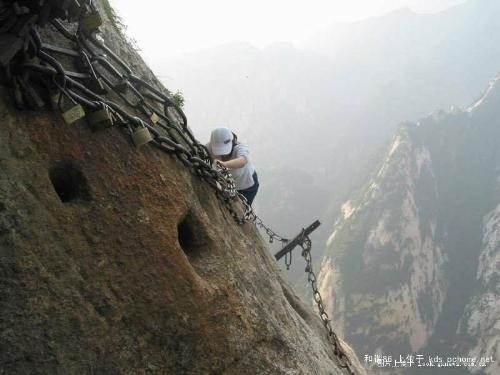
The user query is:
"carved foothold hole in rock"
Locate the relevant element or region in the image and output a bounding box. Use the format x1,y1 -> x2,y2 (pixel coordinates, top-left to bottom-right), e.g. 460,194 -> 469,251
177,210 -> 208,259
49,161 -> 91,203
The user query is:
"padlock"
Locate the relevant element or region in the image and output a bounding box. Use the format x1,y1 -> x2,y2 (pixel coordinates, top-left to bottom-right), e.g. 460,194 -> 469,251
80,12 -> 102,34
131,126 -> 153,147
62,104 -> 85,124
150,112 -> 160,125
88,105 -> 114,131
54,84 -> 86,124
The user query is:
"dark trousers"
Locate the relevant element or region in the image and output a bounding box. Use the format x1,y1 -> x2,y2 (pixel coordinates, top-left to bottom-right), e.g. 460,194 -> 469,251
238,171 -> 259,206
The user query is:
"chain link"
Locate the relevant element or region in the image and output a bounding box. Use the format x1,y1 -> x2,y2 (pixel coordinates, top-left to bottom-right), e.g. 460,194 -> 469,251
299,234 -> 355,374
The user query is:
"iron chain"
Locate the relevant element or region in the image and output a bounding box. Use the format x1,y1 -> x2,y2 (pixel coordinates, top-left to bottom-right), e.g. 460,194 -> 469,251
300,234 -> 355,374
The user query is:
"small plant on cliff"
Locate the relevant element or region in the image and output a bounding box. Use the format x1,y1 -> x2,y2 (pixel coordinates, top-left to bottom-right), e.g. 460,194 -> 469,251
172,90 -> 185,108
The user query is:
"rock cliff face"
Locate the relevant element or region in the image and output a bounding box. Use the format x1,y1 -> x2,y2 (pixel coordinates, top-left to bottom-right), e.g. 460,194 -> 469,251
0,2 -> 360,374
459,203 -> 500,374
318,77 -> 500,373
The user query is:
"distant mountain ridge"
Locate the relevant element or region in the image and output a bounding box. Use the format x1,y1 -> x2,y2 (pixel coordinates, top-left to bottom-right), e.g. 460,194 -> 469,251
318,76 -> 500,373
158,0 -> 500,287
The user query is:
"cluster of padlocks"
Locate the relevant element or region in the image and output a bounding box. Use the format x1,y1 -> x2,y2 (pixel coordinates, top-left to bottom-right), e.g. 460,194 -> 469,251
0,0 -> 173,147
1,2 -> 262,223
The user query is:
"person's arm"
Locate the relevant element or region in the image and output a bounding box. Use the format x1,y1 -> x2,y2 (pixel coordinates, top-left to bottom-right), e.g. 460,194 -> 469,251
220,156 -> 247,169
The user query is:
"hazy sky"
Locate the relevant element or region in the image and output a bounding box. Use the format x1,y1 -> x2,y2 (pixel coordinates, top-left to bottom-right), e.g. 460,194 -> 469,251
110,0 -> 466,61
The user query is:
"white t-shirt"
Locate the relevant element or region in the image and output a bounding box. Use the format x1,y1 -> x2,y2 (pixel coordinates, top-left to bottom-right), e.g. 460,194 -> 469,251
207,142 -> 256,190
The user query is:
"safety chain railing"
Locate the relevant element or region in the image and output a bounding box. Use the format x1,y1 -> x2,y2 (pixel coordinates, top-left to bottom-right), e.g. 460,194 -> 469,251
300,233 -> 354,373
0,1 -> 355,373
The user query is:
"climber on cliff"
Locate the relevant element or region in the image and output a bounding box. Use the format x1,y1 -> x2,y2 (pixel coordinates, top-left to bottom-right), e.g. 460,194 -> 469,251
207,127 -> 259,205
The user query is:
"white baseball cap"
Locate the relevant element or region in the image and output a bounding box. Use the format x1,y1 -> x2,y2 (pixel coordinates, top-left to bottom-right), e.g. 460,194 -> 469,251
209,127 -> 234,156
